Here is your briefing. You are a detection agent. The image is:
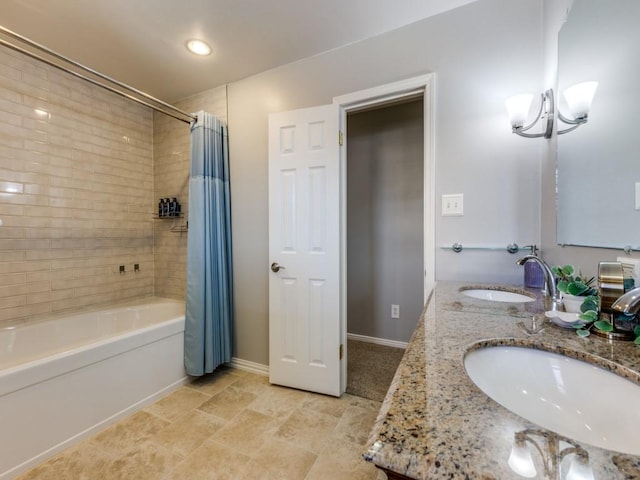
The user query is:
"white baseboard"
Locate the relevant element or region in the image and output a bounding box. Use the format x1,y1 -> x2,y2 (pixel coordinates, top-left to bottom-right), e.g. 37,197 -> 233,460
347,333 -> 408,349
228,357 -> 269,377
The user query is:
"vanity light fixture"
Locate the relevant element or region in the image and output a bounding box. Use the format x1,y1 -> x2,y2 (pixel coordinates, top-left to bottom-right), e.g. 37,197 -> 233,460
508,429 -> 595,480
505,81 -> 598,139
186,39 -> 212,56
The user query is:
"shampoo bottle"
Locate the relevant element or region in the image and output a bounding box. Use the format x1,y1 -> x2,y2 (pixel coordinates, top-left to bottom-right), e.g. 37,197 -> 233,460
524,245 -> 544,288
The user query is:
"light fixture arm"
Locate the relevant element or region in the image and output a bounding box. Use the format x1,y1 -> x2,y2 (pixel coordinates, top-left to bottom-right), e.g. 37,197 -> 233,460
557,110 -> 588,135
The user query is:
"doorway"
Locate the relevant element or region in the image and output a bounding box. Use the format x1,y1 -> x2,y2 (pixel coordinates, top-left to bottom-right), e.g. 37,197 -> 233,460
267,74 -> 434,397
344,99 -> 424,401
335,74 -> 435,396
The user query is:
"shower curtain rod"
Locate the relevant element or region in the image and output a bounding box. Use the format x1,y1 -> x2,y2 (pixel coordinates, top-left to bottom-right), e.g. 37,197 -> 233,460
0,25 -> 197,124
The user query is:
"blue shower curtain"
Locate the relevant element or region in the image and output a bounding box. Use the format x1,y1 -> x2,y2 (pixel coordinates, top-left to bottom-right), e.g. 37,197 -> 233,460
184,111 -> 233,376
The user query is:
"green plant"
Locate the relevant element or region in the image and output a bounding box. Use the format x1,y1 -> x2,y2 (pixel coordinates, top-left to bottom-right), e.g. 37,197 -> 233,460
551,264 -> 640,344
551,264 -> 596,297
573,295 -> 599,337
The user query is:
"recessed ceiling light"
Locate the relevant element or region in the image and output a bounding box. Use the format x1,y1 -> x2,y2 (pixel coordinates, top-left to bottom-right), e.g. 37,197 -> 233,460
186,39 -> 212,56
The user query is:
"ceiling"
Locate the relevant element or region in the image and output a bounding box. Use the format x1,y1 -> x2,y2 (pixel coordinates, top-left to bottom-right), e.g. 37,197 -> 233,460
2,0 -> 476,102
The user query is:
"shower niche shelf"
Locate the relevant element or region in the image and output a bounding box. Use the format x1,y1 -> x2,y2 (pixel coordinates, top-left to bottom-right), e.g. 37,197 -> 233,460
154,197 -> 186,232
152,214 -> 188,232
152,213 -> 184,219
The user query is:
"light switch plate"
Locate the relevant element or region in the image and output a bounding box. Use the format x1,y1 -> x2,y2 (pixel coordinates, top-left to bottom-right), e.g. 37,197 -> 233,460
635,182 -> 640,210
442,194 -> 464,216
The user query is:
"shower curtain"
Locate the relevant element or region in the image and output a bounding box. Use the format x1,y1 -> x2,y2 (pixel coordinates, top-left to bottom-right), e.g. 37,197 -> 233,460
184,111 -> 233,376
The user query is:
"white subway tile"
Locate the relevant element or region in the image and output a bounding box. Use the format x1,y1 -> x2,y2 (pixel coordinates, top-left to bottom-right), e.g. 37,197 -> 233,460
0,272 -> 26,286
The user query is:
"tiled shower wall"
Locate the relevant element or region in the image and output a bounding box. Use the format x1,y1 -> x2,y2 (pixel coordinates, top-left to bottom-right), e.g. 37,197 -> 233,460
153,87 -> 227,300
0,43 -> 229,325
0,46 -> 154,327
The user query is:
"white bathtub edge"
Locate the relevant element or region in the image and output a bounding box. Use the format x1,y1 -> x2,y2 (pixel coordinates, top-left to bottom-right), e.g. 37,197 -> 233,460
2,375 -> 188,480
0,318 -> 184,398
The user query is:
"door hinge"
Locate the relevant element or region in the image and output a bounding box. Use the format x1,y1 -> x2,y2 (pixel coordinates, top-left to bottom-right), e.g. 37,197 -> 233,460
339,343 -> 344,360
338,131 -> 344,146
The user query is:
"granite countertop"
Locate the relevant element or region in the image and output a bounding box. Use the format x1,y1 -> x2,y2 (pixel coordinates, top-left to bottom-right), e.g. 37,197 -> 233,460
364,281 -> 640,479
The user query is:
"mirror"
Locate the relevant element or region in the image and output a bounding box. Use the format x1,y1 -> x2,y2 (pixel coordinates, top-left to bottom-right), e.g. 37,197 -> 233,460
557,0 -> 640,250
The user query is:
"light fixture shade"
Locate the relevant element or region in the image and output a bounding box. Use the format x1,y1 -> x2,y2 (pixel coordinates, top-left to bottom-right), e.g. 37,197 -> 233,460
566,456 -> 595,480
508,442 -> 537,478
563,81 -> 598,119
505,94 -> 534,128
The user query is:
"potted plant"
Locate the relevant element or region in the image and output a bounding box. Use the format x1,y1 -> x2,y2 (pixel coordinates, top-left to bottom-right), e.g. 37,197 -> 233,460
551,264 -> 597,313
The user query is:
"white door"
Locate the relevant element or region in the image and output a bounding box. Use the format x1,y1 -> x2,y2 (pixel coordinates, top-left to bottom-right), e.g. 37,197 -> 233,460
268,104 -> 341,397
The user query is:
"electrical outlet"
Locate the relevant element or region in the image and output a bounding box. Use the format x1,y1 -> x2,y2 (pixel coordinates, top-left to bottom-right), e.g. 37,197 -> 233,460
391,304 -> 400,319
442,194 -> 463,216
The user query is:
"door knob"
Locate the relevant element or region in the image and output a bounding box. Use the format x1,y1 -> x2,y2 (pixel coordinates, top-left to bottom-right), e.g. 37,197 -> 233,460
271,262 -> 285,273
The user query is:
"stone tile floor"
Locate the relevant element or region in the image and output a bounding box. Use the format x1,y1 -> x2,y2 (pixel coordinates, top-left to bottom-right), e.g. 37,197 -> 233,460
17,367 -> 387,479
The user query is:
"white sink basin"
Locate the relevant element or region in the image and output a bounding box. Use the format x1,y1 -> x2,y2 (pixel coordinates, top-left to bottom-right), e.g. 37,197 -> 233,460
461,289 -> 535,303
464,346 -> 640,455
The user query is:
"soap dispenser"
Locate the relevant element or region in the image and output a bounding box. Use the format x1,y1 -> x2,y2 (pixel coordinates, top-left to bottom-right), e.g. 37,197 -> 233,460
523,245 -> 544,288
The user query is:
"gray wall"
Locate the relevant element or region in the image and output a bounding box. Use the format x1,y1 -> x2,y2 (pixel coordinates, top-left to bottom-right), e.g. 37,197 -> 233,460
347,101 -> 424,343
227,0 -> 543,366
540,0 -> 640,279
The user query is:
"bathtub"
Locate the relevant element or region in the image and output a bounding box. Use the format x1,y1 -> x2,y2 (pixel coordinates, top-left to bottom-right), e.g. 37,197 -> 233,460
0,297 -> 187,479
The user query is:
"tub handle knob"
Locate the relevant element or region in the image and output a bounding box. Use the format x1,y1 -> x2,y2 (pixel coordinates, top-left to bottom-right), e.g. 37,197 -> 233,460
270,262 -> 285,273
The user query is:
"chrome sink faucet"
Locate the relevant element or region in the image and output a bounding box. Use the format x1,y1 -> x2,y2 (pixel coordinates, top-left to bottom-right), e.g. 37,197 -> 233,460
516,255 -> 560,309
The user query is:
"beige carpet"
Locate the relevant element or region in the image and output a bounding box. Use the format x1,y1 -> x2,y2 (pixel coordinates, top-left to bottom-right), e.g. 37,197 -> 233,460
346,339 -> 405,402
